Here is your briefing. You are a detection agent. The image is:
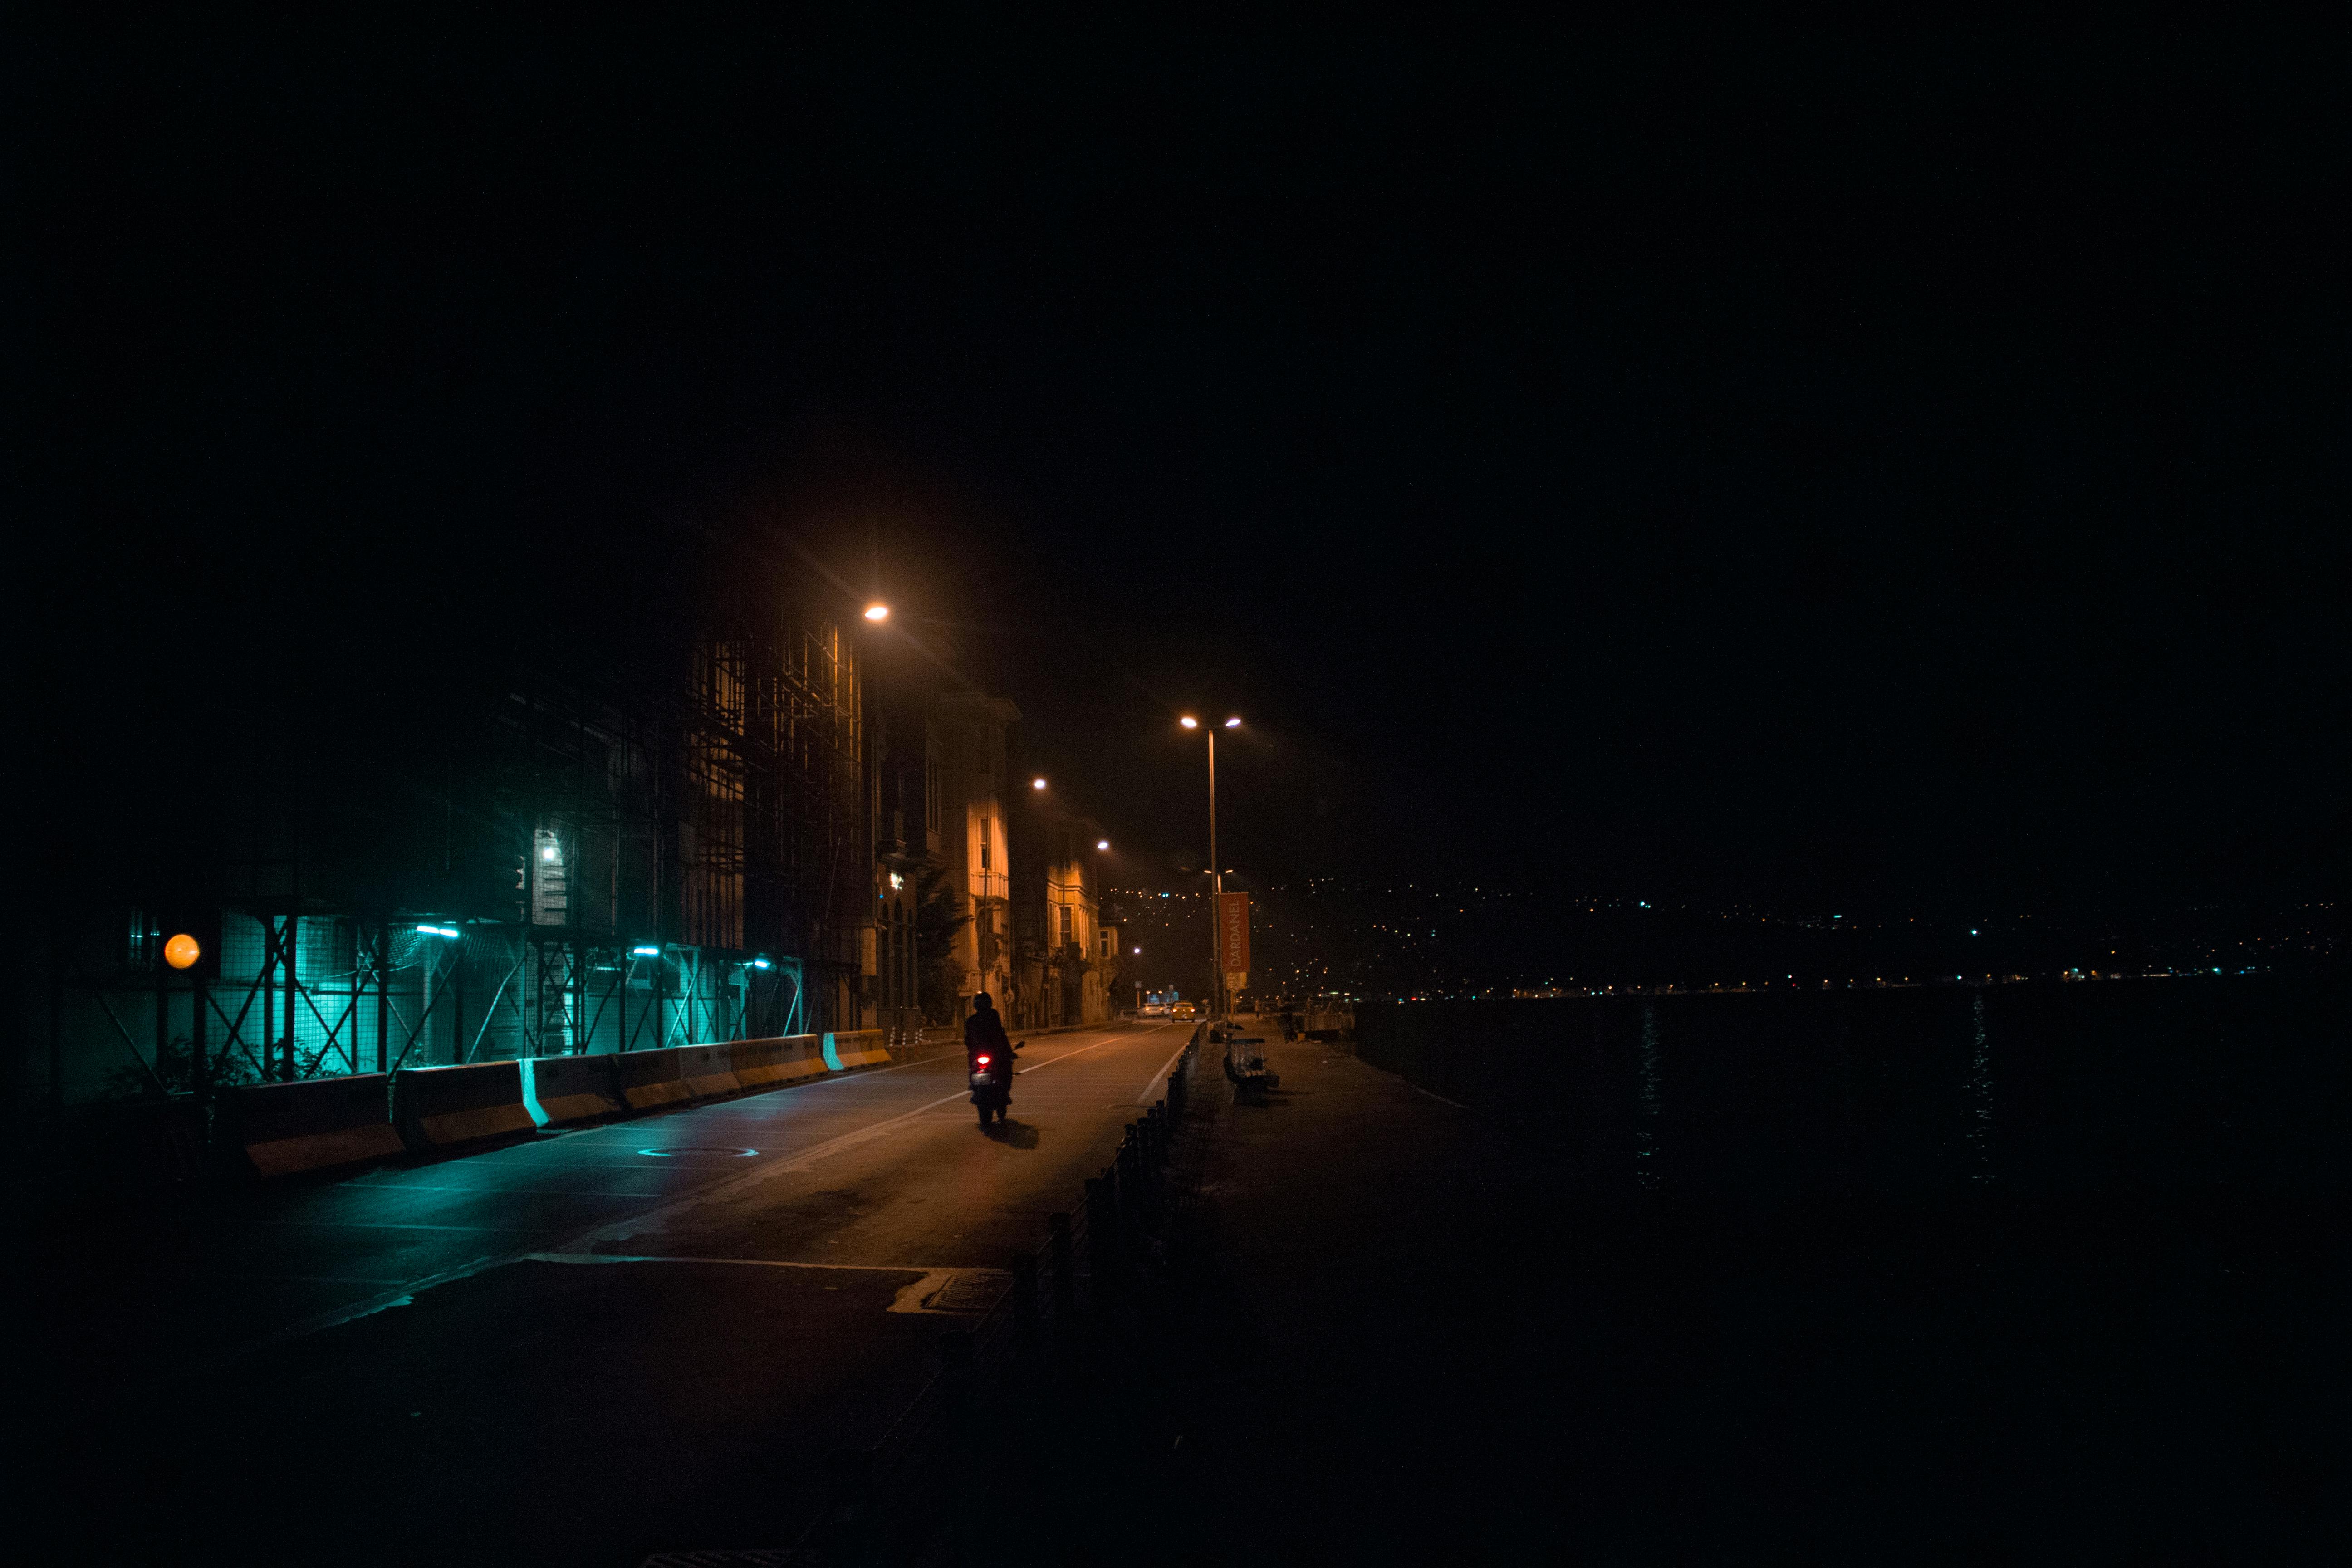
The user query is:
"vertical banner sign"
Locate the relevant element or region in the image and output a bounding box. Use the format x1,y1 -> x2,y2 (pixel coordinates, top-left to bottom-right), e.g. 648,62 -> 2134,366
1218,892 -> 1251,992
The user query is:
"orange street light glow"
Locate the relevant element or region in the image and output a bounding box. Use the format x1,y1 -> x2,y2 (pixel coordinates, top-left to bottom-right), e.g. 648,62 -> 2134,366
863,603 -> 889,622
1032,777 -> 1047,789
1224,717 -> 1240,728
1097,839 -> 1110,850
1179,716 -> 1198,728
164,934 -> 202,970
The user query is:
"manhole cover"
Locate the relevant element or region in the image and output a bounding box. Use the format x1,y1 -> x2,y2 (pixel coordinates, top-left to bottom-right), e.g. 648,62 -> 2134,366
637,1147 -> 759,1157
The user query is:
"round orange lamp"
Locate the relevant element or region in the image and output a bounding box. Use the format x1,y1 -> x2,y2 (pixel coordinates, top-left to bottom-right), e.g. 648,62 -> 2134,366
164,933 -> 202,970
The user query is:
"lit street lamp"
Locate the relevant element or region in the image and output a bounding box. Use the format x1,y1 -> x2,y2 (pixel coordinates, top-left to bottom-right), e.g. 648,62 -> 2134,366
1179,715 -> 1240,1016
863,603 -> 890,622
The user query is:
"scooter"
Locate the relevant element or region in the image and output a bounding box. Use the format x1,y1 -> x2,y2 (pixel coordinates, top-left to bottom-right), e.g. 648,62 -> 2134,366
970,1043 -> 1019,1128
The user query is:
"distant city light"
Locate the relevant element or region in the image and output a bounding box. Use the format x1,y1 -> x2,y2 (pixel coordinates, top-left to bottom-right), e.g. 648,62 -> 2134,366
863,603 -> 889,622
631,945 -> 660,957
1097,839 -> 1110,850
542,845 -> 559,862
1132,946 -> 1142,954
1033,777 -> 1047,789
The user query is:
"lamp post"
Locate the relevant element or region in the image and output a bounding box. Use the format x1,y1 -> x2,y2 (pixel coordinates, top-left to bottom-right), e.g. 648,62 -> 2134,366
1180,715 -> 1240,1016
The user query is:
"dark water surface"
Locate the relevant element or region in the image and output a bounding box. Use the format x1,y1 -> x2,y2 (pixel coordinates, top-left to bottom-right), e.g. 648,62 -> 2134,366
1352,978 -> 2349,1559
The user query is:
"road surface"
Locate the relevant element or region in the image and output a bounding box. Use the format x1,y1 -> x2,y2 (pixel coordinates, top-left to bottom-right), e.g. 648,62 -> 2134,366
19,1020 -> 1190,1565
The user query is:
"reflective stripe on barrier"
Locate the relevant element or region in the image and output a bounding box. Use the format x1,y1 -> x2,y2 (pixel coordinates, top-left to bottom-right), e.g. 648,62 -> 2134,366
825,1029 -> 892,1069
393,1062 -> 539,1149
728,1035 -> 828,1089
520,1054 -> 623,1126
221,1073 -> 405,1178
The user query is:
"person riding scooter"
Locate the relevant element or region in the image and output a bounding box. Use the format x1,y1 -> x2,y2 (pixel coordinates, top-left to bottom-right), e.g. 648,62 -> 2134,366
964,991 -> 1017,1127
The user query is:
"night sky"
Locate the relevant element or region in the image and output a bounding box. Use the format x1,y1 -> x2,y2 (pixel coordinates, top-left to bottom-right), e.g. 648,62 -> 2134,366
15,17 -> 2345,919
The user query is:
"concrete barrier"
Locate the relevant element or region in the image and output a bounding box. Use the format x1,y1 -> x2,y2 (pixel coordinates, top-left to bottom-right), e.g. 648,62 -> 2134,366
520,1054 -> 624,1126
393,1062 -> 540,1150
611,1043 -> 742,1111
221,1073 -> 404,1178
728,1034 -> 829,1089
825,1029 -> 892,1070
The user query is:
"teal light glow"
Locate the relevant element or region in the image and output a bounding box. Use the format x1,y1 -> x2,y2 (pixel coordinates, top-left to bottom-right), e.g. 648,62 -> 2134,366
416,924 -> 461,939
821,1033 -> 843,1071
750,958 -> 772,970
517,1058 -> 551,1129
631,945 -> 660,957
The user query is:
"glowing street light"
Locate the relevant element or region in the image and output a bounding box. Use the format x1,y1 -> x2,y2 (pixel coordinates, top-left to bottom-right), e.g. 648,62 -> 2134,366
1096,838 -> 1110,850
863,603 -> 890,622
1180,714 -> 1242,1016
1032,777 -> 1047,790
164,933 -> 202,970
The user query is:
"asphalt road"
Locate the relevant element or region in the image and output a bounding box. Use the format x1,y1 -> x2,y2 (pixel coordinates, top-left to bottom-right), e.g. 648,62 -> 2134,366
19,1020 -> 1190,1565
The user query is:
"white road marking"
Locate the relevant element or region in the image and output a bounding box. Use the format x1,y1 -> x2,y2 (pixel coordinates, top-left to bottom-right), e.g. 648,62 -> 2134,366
524,1252 -> 938,1274
1016,1029 -> 1156,1074
1135,1029 -> 1193,1102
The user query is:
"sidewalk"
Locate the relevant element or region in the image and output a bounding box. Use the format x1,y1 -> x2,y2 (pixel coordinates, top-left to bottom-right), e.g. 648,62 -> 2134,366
1170,1022 -> 1562,1563
972,1019 -> 1564,1566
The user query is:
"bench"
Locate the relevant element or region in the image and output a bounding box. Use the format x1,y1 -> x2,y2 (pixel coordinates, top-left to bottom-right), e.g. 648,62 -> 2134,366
1220,1033 -> 1279,1099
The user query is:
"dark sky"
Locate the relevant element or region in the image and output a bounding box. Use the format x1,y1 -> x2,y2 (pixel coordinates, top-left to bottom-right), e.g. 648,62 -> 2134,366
14,17 -> 2345,916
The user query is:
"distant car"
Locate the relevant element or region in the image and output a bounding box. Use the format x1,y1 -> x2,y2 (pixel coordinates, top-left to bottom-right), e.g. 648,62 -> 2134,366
1140,1001 -> 1169,1017
1171,1001 -> 1197,1020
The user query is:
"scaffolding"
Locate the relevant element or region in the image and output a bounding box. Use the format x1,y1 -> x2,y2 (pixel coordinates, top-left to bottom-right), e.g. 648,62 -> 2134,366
38,548 -> 868,1106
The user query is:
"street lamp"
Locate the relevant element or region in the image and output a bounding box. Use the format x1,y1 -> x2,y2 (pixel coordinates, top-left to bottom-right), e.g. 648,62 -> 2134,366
1179,715 -> 1241,1016
863,603 -> 890,622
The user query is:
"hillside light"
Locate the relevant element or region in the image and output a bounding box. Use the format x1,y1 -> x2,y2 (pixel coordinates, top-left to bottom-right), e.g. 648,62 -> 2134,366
863,603 -> 890,622
163,933 -> 202,970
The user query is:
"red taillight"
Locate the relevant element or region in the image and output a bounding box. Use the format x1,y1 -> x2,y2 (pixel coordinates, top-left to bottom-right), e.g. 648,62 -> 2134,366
975,1054 -> 990,1066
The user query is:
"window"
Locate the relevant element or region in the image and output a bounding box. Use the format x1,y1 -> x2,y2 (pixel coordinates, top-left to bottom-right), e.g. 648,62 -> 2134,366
925,750 -> 940,835
1058,905 -> 1073,945
1099,930 -> 1112,957
979,819 -> 992,871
